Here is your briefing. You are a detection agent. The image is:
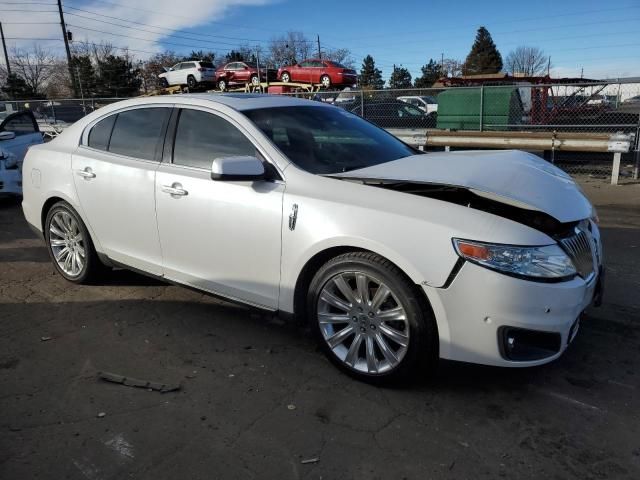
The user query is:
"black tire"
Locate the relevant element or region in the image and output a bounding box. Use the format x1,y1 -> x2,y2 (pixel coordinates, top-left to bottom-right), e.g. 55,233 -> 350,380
320,74 -> 331,88
44,201 -> 107,284
187,75 -> 197,89
307,252 -> 438,384
217,79 -> 227,91
250,74 -> 260,86
159,78 -> 169,88
280,72 -> 290,83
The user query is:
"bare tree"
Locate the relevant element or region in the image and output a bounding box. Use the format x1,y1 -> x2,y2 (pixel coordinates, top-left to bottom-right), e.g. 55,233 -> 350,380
10,45 -> 56,96
268,31 -> 312,67
505,46 -> 550,76
324,48 -> 353,67
441,58 -> 463,78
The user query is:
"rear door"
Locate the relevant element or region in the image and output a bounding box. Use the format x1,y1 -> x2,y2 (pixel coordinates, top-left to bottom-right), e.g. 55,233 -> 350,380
0,111 -> 43,160
72,105 -> 171,274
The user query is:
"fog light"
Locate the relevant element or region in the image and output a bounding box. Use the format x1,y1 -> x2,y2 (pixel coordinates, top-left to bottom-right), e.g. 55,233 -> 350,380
499,327 -> 561,361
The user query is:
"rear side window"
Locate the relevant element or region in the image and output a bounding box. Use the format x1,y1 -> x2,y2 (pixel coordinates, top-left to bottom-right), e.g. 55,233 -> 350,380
173,109 -> 255,169
199,62 -> 214,68
87,114 -> 116,151
1,111 -> 38,136
108,108 -> 170,161
181,62 -> 196,70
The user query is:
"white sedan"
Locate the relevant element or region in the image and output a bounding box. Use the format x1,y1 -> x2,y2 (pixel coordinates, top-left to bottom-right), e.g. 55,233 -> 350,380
21,94 -> 604,382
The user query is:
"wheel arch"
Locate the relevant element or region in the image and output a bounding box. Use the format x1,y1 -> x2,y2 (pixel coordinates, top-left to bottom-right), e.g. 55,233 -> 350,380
290,245 -> 435,328
40,194 -> 107,260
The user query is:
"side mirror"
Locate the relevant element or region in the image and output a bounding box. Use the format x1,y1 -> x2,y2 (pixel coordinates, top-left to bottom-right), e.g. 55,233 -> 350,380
211,156 -> 265,181
0,131 -> 16,141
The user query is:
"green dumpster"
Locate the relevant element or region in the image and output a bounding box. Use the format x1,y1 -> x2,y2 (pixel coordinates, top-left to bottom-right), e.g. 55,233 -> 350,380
436,86 -> 523,131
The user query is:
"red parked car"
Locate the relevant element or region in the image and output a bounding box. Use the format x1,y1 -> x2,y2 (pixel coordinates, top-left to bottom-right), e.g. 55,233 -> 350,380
277,59 -> 357,88
215,61 -> 276,90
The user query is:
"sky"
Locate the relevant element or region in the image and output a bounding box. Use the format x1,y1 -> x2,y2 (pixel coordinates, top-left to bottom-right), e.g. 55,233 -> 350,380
2,0 -> 639,81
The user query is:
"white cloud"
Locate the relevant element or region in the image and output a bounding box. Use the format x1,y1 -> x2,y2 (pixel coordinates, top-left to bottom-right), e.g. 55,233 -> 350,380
1,0 -> 275,62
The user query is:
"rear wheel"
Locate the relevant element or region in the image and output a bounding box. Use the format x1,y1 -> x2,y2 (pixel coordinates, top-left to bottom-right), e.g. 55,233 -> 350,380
320,74 -> 331,88
250,74 -> 260,86
45,201 -> 106,284
280,72 -> 291,83
217,79 -> 227,91
187,75 -> 197,89
307,252 -> 438,383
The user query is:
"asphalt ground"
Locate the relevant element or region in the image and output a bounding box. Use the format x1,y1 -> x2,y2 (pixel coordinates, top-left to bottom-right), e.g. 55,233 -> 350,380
1,180 -> 639,479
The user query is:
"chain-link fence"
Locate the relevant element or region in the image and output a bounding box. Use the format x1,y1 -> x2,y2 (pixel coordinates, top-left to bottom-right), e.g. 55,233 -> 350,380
2,79 -> 639,182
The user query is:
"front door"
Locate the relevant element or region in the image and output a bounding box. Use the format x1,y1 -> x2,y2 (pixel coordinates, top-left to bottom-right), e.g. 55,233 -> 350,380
0,111 -> 43,160
155,107 -> 283,309
72,106 -> 171,275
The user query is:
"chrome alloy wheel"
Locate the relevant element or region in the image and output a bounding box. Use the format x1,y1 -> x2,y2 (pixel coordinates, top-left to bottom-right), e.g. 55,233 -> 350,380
317,271 -> 410,374
48,211 -> 86,277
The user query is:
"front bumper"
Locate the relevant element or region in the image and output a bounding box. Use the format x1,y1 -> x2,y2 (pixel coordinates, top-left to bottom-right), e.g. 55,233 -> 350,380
425,261 -> 601,367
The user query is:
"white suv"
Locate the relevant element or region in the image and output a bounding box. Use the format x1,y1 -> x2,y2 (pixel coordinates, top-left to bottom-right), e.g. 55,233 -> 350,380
158,61 -> 216,89
397,96 -> 438,114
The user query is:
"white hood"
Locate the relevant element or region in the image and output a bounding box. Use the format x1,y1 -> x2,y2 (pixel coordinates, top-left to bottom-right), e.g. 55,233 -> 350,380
331,150 -> 593,223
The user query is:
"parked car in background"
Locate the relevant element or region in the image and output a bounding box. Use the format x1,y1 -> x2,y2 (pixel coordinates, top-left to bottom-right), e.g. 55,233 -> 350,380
278,59 -> 357,88
215,61 -> 277,91
158,61 -> 216,89
22,94 -> 603,382
397,95 -> 438,114
351,100 -> 437,128
0,110 -> 43,196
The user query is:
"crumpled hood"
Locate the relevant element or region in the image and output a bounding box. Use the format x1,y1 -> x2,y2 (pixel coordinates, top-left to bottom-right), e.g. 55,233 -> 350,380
330,150 -> 593,223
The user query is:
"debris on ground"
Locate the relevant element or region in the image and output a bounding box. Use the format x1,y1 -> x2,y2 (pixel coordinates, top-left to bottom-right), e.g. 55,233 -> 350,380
97,412 -> 106,418
40,336 -> 52,342
301,457 -> 319,464
98,371 -> 181,393
287,404 -> 296,410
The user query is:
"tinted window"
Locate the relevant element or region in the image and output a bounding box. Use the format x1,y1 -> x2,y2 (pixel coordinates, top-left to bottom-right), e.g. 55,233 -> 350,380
109,108 -> 170,160
199,62 -> 214,68
173,109 -> 255,169
1,112 -> 37,136
87,114 -> 116,150
299,61 -> 313,67
244,106 -> 417,174
181,62 -> 196,70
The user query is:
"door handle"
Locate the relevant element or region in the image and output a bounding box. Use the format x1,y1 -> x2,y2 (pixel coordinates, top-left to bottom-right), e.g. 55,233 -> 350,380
161,183 -> 188,196
76,167 -> 96,179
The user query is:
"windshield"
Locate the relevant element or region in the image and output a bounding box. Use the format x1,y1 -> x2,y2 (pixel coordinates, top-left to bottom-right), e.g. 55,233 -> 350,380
243,106 -> 419,174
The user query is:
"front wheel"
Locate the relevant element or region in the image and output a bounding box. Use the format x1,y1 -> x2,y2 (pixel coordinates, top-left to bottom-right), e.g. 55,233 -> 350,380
45,201 -> 107,284
217,79 -> 227,91
159,78 -> 169,88
250,74 -> 260,86
307,252 -> 438,383
280,72 -> 290,83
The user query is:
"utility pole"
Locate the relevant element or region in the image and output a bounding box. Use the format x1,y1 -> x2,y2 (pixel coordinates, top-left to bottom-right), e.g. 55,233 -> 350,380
316,35 -> 321,59
440,52 -> 444,74
57,0 -> 77,96
547,57 -> 551,77
0,23 -> 11,77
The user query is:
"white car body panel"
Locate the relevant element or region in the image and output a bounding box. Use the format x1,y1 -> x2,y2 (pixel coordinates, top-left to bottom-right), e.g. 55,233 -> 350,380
22,94 -> 602,369
331,151 -> 593,223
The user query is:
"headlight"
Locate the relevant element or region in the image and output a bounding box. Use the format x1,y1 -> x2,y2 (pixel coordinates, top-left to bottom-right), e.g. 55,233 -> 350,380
453,239 -> 577,281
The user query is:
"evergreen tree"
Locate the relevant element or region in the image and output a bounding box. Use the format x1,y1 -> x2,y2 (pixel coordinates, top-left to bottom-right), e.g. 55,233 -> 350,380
414,59 -> 442,87
388,66 -> 412,89
95,55 -> 141,97
1,73 -> 37,99
225,50 -> 245,63
463,26 -> 503,74
70,54 -> 97,97
359,55 -> 384,89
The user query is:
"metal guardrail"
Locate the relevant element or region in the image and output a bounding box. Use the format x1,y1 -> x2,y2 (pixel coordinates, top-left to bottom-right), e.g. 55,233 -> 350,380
386,129 -> 635,185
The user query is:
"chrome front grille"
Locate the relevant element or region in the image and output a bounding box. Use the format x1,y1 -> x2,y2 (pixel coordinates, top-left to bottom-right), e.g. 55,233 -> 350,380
559,226 -> 595,280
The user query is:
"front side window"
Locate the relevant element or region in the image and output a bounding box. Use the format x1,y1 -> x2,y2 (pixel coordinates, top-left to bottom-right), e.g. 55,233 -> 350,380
173,109 -> 255,169
87,114 -> 116,151
244,106 -> 417,174
108,108 -> 170,161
